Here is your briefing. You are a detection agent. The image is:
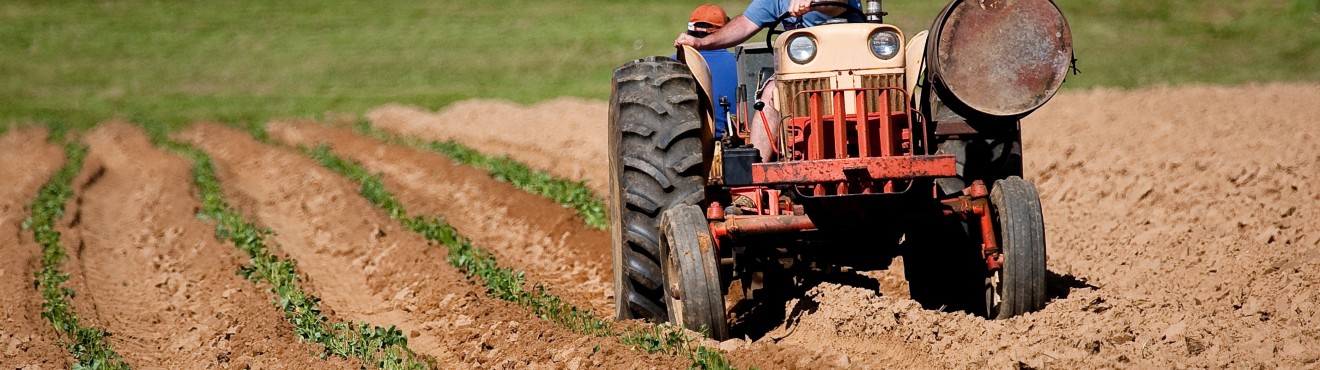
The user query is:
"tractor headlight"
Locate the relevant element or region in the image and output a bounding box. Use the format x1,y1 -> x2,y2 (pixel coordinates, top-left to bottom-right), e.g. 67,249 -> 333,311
787,34 -> 817,64
869,30 -> 900,60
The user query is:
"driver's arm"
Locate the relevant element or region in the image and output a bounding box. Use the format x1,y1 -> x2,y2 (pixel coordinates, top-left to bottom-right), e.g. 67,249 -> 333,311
789,0 -> 847,17
675,15 -> 761,50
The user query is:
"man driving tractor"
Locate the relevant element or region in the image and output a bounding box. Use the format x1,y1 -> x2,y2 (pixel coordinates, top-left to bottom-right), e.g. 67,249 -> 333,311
679,4 -> 739,139
677,0 -> 861,161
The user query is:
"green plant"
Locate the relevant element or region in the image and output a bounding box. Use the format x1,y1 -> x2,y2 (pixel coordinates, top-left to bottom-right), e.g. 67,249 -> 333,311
304,144 -> 738,370
24,142 -> 131,369
139,123 -> 433,370
353,121 -> 608,229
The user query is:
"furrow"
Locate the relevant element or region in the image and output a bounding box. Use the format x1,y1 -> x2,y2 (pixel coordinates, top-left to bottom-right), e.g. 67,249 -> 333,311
288,129 -> 737,370
0,128 -> 71,368
25,138 -> 127,368
179,123 -> 683,368
63,122 -> 344,368
270,121 -> 615,315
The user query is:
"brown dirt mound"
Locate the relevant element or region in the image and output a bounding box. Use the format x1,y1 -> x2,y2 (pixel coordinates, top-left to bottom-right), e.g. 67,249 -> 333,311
371,83 -> 1320,368
367,98 -> 610,197
0,127 -> 71,368
178,123 -> 684,368
61,122 -> 345,368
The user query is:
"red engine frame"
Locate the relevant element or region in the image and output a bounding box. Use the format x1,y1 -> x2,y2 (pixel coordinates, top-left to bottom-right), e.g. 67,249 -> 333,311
711,86 -> 1003,271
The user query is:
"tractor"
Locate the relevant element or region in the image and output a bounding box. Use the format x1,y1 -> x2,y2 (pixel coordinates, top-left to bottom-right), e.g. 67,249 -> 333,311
607,0 -> 1072,339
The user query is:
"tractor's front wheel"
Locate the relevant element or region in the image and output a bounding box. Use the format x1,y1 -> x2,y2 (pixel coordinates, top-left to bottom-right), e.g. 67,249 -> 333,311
986,176 -> 1047,318
660,205 -> 728,340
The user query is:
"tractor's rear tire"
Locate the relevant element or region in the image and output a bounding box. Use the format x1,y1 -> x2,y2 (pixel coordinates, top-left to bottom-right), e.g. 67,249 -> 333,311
660,205 -> 728,340
987,176 -> 1047,318
608,57 -> 708,322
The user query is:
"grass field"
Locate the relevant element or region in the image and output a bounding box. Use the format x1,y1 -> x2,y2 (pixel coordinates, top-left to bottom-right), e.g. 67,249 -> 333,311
2,0 -> 1316,129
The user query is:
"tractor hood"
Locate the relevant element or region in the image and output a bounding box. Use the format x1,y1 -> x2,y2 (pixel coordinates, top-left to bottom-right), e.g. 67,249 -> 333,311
925,0 -> 1073,120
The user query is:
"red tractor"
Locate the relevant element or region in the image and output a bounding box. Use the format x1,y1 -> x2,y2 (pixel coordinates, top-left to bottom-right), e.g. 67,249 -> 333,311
608,0 -> 1072,339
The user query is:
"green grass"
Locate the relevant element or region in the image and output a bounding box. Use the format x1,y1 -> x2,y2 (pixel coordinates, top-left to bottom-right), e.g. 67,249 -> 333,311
2,0 -> 1315,130
24,142 -> 130,369
353,121 -> 607,229
139,124 -> 433,370
303,144 -> 737,370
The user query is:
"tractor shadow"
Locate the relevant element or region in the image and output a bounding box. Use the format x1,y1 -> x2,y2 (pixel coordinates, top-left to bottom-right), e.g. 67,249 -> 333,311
727,267 -> 1098,341
1046,270 -> 1098,300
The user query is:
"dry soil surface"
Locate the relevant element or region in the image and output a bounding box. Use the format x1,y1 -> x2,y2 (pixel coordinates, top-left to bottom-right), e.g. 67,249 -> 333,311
0,128 -> 71,369
268,120 -> 616,315
2,83 -> 1316,369
65,122 -> 343,368
368,98 -> 611,197
178,123 -> 683,369
367,83 -> 1320,369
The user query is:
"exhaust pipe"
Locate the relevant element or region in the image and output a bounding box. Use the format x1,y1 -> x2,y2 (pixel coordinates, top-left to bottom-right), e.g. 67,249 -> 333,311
864,0 -> 886,23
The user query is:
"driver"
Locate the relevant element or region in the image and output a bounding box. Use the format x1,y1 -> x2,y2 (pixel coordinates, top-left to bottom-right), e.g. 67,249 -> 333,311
676,0 -> 861,161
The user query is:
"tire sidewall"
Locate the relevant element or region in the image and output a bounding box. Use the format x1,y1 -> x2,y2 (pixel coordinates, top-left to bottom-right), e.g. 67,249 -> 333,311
989,176 -> 1047,319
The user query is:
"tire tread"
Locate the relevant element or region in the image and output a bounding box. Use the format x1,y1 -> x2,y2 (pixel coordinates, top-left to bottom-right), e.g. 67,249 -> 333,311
608,57 -> 707,322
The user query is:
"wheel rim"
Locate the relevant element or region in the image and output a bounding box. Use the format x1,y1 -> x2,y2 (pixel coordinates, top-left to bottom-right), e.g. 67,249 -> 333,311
663,240 -> 686,326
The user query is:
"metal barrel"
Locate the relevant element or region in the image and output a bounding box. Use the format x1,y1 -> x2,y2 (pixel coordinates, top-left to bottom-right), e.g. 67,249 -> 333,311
925,0 -> 1073,120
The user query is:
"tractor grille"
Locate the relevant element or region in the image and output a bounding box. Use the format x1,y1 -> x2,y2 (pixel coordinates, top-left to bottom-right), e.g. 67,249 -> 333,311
778,77 -> 832,118
778,75 -> 905,118
861,74 -> 906,113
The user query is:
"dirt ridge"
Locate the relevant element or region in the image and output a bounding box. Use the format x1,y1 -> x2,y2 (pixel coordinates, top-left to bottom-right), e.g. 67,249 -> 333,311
61,122 -> 345,368
180,123 -> 684,368
268,120 -> 616,315
0,127 -> 72,368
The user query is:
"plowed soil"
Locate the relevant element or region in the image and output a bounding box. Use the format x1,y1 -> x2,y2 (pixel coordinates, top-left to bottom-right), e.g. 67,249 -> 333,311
267,120 -> 615,314
367,83 -> 1320,369
63,122 -> 343,368
178,123 -> 683,368
367,99 -> 611,197
3,83 -> 1316,369
0,128 -> 71,369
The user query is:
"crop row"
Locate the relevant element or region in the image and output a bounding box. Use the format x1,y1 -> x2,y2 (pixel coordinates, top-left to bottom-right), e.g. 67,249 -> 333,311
24,142 -> 130,369
353,121 -> 609,230
303,144 -> 737,370
141,124 -> 434,370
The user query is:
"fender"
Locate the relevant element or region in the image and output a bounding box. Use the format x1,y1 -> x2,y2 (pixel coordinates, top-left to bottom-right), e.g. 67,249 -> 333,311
905,30 -> 929,107
677,45 -> 717,142
677,45 -> 718,180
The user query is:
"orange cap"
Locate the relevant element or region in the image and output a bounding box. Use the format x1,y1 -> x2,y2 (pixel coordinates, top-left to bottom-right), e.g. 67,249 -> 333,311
688,4 -> 729,30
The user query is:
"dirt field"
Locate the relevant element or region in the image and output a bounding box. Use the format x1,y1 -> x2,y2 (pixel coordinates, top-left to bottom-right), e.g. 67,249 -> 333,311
2,83 -> 1317,368
369,83 -> 1320,369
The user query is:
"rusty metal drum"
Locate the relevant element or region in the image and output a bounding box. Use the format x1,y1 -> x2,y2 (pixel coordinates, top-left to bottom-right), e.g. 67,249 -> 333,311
926,0 -> 1073,119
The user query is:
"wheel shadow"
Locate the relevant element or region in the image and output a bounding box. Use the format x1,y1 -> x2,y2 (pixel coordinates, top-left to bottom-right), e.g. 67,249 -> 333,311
1046,270 -> 1098,300
726,267 -> 1098,340
727,268 -> 879,341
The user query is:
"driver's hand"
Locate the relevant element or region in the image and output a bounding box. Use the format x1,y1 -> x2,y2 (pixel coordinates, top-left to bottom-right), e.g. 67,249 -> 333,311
675,33 -> 700,48
788,0 -> 814,16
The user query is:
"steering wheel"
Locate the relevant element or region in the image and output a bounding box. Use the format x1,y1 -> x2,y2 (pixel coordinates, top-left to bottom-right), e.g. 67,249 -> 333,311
763,1 -> 867,53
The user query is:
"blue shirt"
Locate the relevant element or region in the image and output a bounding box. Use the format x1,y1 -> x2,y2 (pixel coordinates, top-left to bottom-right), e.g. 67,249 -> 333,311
743,0 -> 862,29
